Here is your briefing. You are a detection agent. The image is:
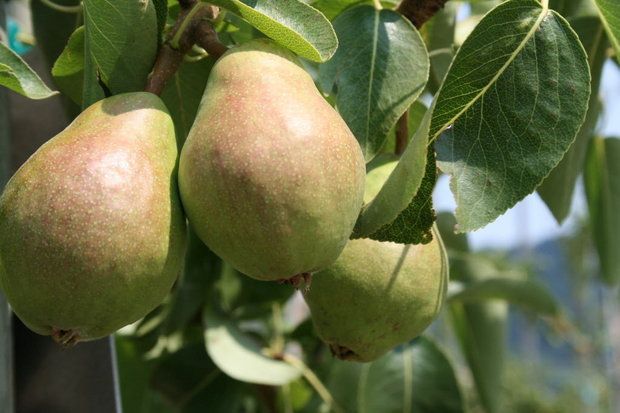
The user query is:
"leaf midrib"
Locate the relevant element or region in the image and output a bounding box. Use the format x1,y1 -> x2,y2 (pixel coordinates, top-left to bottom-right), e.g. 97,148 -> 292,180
431,4 -> 549,142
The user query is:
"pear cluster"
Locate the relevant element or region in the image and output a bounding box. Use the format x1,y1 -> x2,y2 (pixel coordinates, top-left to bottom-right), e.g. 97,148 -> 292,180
0,40 -> 446,359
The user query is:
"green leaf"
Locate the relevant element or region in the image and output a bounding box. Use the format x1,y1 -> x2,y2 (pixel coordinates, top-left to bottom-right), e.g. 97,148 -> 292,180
584,137 -> 620,285
82,30 -> 106,108
215,262 -> 293,316
432,0 -> 591,232
549,0 -> 587,17
538,17 -> 607,223
320,5 -> 429,162
594,0 -> 620,60
438,213 -> 505,413
52,26 -> 85,106
310,0 -> 365,20
115,335 -> 171,413
353,106 -> 431,239
449,278 -> 560,317
448,303 -> 505,413
208,0 -> 337,62
161,59 -> 215,144
203,310 -> 301,385
161,231 -> 222,335
31,0 -> 82,69
423,2 -> 457,93
149,339 -> 250,412
153,0 -> 168,38
366,149 -> 437,244
0,42 -> 57,99
82,0 -> 158,100
383,100 -> 428,154
329,337 -> 464,413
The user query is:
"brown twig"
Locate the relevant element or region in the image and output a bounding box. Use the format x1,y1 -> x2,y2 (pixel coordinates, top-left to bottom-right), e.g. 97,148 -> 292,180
178,0 -> 197,8
194,16 -> 229,59
395,109 -> 409,155
145,3 -> 227,95
396,0 -> 450,28
393,0 -> 449,153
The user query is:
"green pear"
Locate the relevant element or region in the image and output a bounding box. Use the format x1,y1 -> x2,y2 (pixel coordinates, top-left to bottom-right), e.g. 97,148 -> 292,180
179,39 -> 366,282
303,233 -> 448,362
303,157 -> 448,362
0,92 -> 187,344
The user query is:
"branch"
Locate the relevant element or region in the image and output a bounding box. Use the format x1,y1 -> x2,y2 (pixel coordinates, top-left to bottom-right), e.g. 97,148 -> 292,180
194,16 -> 229,59
395,109 -> 409,156
178,0 -> 197,8
396,0 -> 450,29
394,0 -> 447,153
145,3 -> 227,95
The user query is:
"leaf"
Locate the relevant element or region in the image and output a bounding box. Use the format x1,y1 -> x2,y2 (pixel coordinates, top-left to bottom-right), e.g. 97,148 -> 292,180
115,335 -> 171,413
153,0 -> 168,37
208,0 -> 337,62
203,310 -> 301,385
161,231 -> 222,335
310,0 -> 400,21
448,304 -> 505,413
0,42 -> 57,99
329,337 -> 464,413
310,0 -> 365,20
449,278 -> 560,317
432,0 -> 591,232
161,58 -> 215,144
82,0 -> 158,99
438,213 -> 505,413
382,100 -> 428,154
319,5 -> 429,161
52,26 -> 85,106
549,0 -> 585,17
30,0 -> 82,68
423,2 -> 457,93
353,105 -> 431,239
0,52 -> 8,190
584,137 -> 620,285
149,339 -> 250,412
366,148 -> 437,244
538,17 -> 607,223
594,0 -> 620,60
215,262 -> 293,316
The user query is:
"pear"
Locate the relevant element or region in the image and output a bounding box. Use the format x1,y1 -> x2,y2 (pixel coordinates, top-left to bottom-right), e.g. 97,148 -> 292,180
179,39 -> 366,282
0,92 -> 187,344
303,233 -> 448,362
302,157 -> 448,362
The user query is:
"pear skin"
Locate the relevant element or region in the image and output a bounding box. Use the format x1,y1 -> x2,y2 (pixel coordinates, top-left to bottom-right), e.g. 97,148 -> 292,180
179,39 -> 366,281
303,232 -> 448,362
303,153 -> 448,362
0,92 -> 187,344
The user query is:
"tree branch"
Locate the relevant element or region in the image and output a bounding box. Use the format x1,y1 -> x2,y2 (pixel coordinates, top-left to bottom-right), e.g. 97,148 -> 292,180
394,0 -> 448,154
145,3 -> 227,95
395,109 -> 409,156
178,0 -> 197,8
396,0 -> 450,29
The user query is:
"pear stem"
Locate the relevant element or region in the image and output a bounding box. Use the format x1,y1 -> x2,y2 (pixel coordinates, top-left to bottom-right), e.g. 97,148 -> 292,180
170,3 -> 205,49
396,0 -> 450,28
282,354 -> 346,413
145,2 -> 227,95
